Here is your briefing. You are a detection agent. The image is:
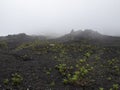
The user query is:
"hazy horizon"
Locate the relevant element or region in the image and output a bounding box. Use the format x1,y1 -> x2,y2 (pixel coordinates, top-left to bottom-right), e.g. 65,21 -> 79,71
0,0 -> 120,36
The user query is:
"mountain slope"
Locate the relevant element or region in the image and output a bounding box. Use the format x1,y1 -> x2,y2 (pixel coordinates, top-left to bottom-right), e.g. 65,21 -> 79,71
57,29 -> 120,46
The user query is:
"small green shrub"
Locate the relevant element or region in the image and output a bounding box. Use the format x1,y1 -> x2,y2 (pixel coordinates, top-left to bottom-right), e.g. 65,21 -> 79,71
85,52 -> 91,58
3,73 -> 23,88
50,81 -> 55,87
22,54 -> 30,61
46,71 -> 50,75
3,79 -> 9,85
63,79 -> 68,84
55,64 -> 67,75
44,67 -> 52,75
112,84 -> 119,90
99,87 -> 104,90
0,41 -> 8,49
11,73 -> 23,86
107,77 -> 112,81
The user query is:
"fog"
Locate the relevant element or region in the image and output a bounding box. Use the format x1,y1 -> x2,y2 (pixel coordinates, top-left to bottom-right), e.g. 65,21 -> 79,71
0,0 -> 120,36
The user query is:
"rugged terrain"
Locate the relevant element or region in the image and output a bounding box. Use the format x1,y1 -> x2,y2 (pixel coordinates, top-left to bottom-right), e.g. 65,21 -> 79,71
0,30 -> 120,90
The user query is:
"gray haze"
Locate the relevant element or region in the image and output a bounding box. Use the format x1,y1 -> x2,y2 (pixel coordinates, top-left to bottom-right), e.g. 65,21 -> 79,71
0,0 -> 120,36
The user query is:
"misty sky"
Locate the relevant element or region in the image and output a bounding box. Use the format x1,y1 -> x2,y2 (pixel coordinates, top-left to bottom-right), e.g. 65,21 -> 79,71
0,0 -> 120,36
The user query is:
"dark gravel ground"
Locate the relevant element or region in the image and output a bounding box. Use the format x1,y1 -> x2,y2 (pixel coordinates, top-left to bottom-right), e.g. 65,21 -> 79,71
0,41 -> 120,90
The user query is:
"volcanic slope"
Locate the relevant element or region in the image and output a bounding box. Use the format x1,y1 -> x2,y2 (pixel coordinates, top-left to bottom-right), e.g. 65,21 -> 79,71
0,30 -> 120,90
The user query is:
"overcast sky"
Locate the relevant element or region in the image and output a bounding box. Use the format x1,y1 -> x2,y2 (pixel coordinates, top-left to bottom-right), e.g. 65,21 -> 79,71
0,0 -> 120,36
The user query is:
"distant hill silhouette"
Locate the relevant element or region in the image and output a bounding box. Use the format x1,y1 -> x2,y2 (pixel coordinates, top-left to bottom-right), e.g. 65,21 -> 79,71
70,29 -> 103,39
0,30 -> 120,47
0,33 -> 46,40
57,29 -> 120,46
0,33 -> 46,49
58,29 -> 104,41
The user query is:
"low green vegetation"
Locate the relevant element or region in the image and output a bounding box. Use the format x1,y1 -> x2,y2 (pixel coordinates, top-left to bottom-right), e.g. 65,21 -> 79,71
11,73 -> 23,86
3,79 -> 9,85
3,73 -> 23,87
1,38 -> 120,90
55,59 -> 94,86
0,41 -> 8,49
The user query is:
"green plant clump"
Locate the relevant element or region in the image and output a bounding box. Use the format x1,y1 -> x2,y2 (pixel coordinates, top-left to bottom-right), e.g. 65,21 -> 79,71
3,79 -> 9,85
0,41 -> 8,49
112,84 -> 119,90
11,73 -> 23,86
